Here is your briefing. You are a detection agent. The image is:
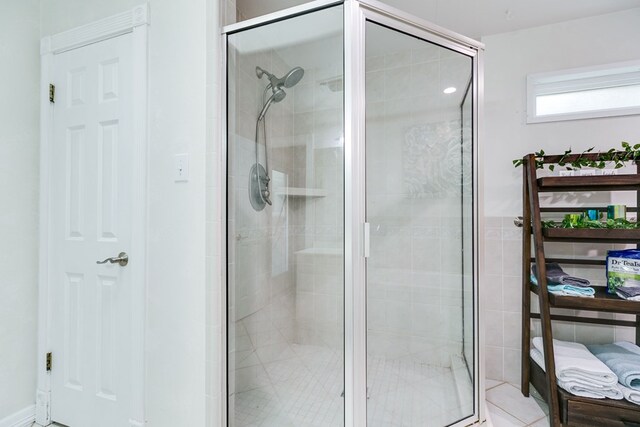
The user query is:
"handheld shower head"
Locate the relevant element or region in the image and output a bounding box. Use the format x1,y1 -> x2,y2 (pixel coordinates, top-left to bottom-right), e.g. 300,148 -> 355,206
257,88 -> 286,121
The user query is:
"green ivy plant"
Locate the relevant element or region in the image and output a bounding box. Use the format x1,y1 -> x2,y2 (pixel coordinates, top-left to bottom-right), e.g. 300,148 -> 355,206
542,217 -> 640,230
512,141 -> 640,172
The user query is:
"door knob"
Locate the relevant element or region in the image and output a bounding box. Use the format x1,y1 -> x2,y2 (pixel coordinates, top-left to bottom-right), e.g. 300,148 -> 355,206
96,252 -> 129,266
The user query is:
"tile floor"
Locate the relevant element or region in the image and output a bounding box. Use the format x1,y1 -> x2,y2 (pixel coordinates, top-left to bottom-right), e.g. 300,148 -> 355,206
45,378 -> 546,427
232,343 -> 344,426
232,342 -> 472,426
484,380 -> 549,427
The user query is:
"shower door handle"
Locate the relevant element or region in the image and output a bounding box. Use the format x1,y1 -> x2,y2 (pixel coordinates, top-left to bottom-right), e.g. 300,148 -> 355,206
363,222 -> 370,258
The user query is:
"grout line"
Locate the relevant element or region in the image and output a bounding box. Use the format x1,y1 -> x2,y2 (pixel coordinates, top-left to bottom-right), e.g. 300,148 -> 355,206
487,384 -> 540,426
525,414 -> 549,426
484,380 -> 505,391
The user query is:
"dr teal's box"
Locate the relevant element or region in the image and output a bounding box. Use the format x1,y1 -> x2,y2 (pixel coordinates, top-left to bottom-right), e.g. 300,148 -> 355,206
606,249 -> 640,293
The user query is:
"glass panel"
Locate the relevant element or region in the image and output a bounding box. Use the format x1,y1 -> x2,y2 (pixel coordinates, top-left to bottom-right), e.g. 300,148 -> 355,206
365,21 -> 474,426
536,84 -> 640,116
226,5 -> 345,427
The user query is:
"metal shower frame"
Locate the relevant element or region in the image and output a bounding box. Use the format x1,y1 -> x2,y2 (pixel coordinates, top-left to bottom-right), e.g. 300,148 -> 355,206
221,1 -> 485,425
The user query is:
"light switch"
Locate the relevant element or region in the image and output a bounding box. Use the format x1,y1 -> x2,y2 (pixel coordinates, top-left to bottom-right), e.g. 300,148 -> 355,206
174,153 -> 189,182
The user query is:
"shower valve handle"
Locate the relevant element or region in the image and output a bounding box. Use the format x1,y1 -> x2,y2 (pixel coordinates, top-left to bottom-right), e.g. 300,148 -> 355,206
262,189 -> 272,205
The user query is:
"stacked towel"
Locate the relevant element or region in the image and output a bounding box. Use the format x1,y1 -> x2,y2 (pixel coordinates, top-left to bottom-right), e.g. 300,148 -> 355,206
530,337 -> 622,399
530,274 -> 595,297
532,263 -> 591,287
588,343 -> 640,390
618,384 -> 640,405
617,341 -> 640,357
615,286 -> 640,301
616,342 -> 640,405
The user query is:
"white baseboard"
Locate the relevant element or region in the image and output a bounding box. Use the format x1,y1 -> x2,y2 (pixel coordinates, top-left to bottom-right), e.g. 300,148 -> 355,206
0,405 -> 36,427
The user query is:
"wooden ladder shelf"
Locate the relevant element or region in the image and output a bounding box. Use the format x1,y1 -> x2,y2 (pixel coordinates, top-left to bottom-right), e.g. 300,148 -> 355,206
520,152 -> 640,427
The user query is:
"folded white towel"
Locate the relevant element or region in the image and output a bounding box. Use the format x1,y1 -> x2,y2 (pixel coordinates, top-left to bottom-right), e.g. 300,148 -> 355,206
531,347 -> 623,399
618,383 -> 640,406
532,337 -> 619,386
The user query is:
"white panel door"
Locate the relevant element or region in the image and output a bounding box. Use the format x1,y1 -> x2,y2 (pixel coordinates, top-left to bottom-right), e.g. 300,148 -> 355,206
50,33 -> 134,427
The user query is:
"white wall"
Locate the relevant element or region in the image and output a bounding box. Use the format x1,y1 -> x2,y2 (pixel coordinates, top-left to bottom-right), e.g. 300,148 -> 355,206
482,8 -> 640,383
483,8 -> 640,218
39,0 -> 215,425
0,0 -> 41,421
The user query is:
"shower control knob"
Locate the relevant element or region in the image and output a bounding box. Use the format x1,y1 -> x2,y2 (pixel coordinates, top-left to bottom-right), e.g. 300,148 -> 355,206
262,190 -> 272,205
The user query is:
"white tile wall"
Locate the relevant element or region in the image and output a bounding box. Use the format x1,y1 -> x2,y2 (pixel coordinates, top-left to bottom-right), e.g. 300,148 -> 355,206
365,39 -> 473,370
483,215 -> 637,383
295,249 -> 343,349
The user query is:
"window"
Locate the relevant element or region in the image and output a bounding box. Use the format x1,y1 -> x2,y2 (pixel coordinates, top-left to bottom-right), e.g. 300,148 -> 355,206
527,61 -> 640,123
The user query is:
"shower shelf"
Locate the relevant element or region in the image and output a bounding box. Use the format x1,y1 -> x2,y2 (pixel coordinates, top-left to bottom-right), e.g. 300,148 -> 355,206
275,187 -> 328,198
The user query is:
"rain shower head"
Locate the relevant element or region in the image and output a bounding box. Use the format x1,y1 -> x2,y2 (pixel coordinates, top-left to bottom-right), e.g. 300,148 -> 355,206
282,67 -> 304,88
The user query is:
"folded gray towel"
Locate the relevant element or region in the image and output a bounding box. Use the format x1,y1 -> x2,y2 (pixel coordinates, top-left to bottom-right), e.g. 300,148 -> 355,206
532,263 -> 591,287
588,343 -> 640,390
617,286 -> 640,298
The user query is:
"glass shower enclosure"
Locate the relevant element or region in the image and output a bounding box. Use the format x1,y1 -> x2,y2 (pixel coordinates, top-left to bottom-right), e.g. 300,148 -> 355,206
223,1 -> 482,426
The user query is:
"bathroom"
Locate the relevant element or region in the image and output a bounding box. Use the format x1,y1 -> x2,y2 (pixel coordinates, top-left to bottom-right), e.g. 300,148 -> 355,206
1,1 -> 640,427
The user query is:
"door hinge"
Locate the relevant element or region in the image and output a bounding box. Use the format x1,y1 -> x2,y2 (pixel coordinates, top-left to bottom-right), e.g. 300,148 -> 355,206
49,84 -> 55,103
46,352 -> 52,372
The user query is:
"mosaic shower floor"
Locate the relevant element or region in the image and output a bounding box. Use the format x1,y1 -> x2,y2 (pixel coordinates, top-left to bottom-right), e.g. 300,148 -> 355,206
232,344 -> 472,427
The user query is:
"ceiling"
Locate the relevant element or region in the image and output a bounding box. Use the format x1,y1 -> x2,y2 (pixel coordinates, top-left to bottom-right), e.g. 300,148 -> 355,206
236,0 -> 640,40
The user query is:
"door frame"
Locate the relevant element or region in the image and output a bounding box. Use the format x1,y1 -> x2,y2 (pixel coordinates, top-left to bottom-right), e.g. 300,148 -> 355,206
36,5 -> 149,426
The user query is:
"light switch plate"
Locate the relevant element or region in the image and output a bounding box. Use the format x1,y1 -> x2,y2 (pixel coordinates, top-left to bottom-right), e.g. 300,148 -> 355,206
174,153 -> 189,182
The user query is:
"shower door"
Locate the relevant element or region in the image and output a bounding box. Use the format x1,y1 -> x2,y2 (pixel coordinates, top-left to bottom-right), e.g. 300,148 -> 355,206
357,6 -> 479,427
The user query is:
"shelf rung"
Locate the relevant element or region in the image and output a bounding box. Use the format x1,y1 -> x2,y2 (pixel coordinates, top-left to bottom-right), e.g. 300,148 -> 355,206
537,174 -> 640,192
530,312 -> 638,328
529,257 -> 606,266
540,206 -> 638,213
